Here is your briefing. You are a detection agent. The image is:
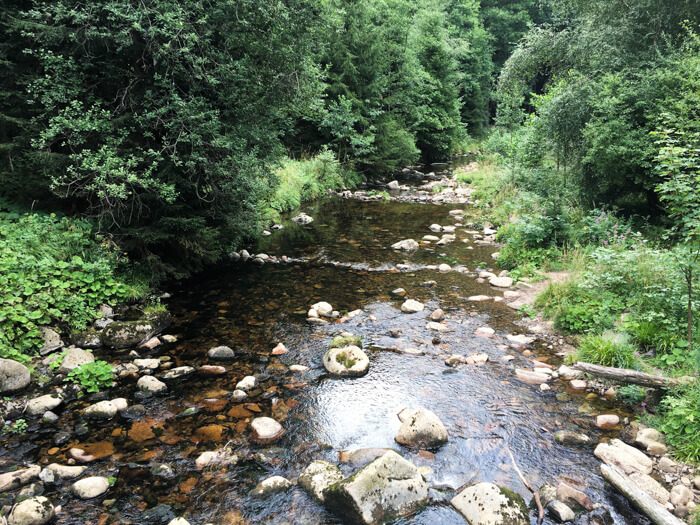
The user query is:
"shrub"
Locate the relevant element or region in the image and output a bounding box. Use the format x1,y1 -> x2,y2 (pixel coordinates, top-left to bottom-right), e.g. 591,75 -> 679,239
658,382 -> 700,461
66,361 -> 115,393
266,148 -> 359,221
617,385 -> 645,405
535,281 -> 624,333
0,211 -> 146,361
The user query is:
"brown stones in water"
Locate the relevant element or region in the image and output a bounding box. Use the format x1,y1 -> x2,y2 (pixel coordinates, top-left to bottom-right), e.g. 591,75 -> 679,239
69,442 -> 116,463
197,365 -> 227,377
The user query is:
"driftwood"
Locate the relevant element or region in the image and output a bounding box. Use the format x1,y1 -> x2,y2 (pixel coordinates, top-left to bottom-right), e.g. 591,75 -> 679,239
601,464 -> 685,525
508,449 -> 544,525
572,362 -> 694,388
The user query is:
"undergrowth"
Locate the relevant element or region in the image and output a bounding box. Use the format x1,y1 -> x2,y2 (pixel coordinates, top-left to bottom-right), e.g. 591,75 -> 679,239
0,209 -> 148,362
264,148 -> 361,223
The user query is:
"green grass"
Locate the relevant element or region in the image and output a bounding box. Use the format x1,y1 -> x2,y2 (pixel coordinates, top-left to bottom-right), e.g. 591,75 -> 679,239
264,148 -> 361,222
568,332 -> 639,369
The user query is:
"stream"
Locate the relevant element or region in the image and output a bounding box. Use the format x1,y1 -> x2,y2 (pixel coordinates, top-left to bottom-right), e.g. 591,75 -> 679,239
2,160 -> 649,524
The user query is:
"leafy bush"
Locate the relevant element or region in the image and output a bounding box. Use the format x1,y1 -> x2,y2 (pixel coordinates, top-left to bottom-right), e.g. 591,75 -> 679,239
573,208 -> 636,247
66,361 -> 115,393
535,281 -> 624,333
658,382 -> 700,461
0,211 -> 145,361
570,332 -> 639,369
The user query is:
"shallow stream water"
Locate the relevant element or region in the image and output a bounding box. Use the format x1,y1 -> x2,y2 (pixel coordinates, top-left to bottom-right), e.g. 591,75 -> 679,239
2,161 -> 649,524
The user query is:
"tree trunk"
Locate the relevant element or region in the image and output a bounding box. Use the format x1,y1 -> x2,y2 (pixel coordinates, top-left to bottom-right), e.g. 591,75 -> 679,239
571,362 -> 694,388
601,464 -> 685,525
687,267 -> 693,350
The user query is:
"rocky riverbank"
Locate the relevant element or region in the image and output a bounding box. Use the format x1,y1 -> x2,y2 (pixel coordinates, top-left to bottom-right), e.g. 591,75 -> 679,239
1,159 -> 697,524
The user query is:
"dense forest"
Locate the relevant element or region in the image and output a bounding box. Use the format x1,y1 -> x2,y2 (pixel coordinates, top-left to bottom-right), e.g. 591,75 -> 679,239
0,0 -> 544,274
0,0 -> 699,350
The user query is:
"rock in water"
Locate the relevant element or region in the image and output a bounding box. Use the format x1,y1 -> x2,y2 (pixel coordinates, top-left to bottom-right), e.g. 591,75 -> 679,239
554,430 -> 591,447
311,302 -> 333,316
391,239 -> 419,252
292,213 -> 314,224
56,347 -> 95,374
250,476 -> 292,498
400,299 -> 424,313
298,461 -> 344,503
329,334 -> 362,349
323,346 -> 370,377
249,417 -> 285,444
71,476 -> 111,499
324,451 -> 428,524
489,276 -> 514,288
102,311 -> 171,349
207,346 -> 235,361
594,439 -> 653,475
395,408 -> 448,449
137,376 -> 167,394
8,496 -> 54,525
451,482 -> 529,525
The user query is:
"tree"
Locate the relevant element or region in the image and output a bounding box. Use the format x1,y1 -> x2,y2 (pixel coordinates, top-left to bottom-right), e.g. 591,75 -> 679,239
1,0 -> 326,276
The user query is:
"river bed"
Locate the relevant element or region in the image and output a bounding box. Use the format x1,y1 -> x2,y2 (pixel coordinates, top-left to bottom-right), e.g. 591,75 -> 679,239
2,161 -> 648,524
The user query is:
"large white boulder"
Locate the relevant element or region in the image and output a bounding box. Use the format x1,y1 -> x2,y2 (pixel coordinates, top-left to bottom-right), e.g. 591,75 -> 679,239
594,439 -> 653,475
298,460 -> 344,503
323,346 -> 370,377
324,451 -> 428,524
8,496 -> 54,525
0,358 -> 31,393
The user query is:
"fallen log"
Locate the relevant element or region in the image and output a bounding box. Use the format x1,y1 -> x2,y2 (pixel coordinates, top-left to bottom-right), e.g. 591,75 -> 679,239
601,463 -> 684,525
572,362 -> 694,388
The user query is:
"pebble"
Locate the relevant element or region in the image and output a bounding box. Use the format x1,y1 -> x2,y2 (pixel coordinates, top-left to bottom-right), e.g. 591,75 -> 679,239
235,376 -> 258,391
250,417 -> 285,445
137,376 -> 167,394
569,379 -> 587,389
475,326 -> 495,337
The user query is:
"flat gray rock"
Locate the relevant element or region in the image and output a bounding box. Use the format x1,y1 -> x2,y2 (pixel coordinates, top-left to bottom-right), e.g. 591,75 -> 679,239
0,358 -> 31,393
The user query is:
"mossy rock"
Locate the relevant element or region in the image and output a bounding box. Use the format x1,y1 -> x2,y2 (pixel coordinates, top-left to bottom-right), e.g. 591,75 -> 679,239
450,482 -> 529,525
324,451 -> 428,524
102,311 -> 171,349
330,335 -> 362,349
323,346 -> 369,377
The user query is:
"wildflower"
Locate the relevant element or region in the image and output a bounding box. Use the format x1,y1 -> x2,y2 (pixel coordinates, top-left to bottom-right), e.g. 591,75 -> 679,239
603,240 -> 609,245
641,402 -> 646,407
542,211 -> 547,215
635,352 -> 640,357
